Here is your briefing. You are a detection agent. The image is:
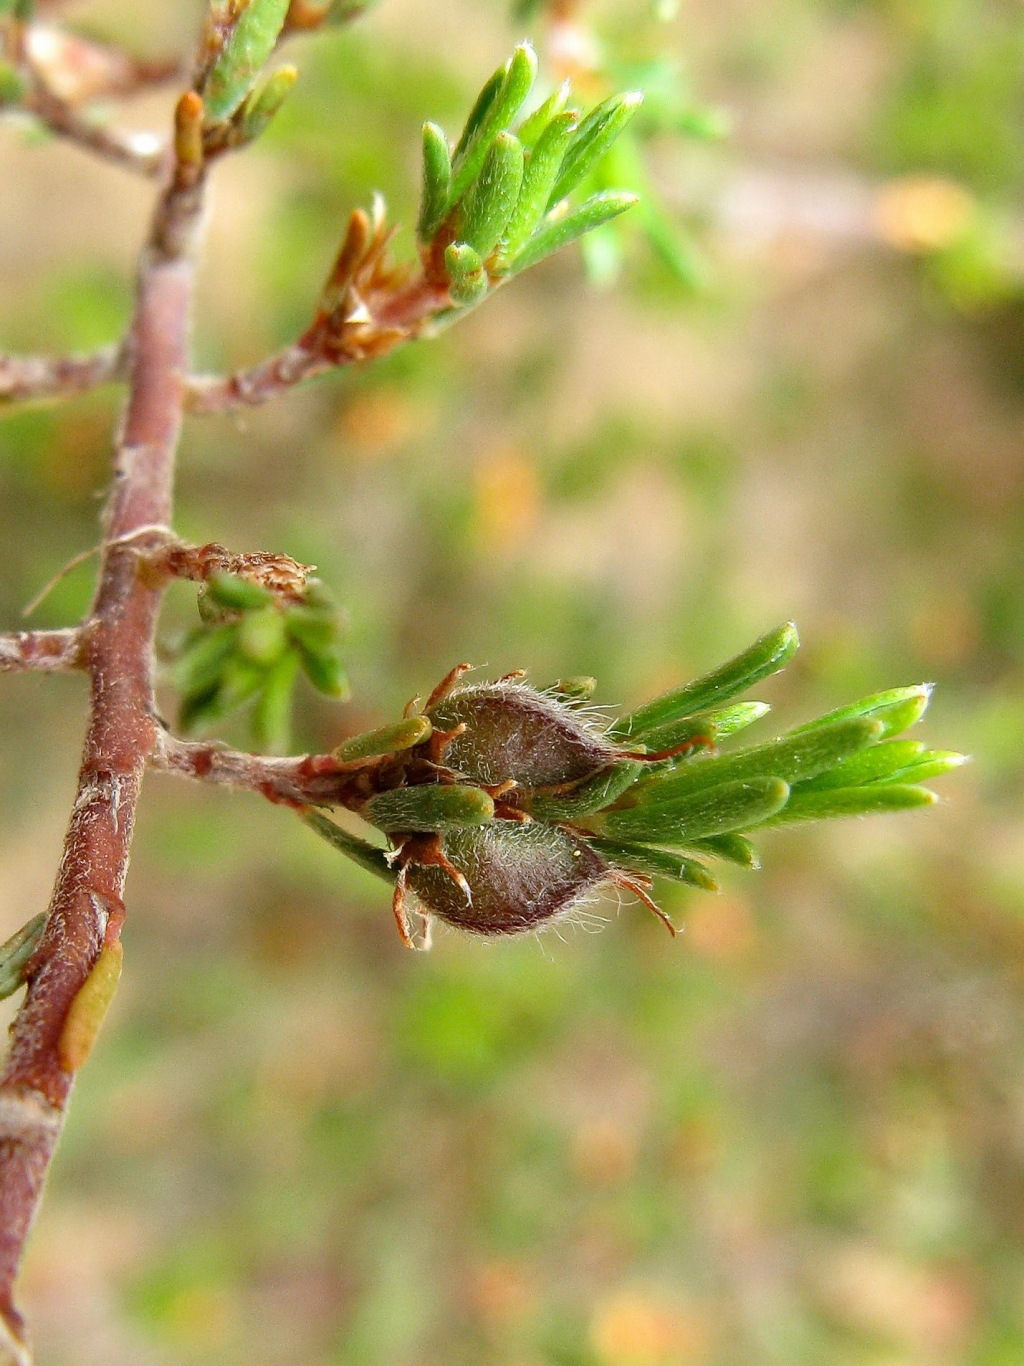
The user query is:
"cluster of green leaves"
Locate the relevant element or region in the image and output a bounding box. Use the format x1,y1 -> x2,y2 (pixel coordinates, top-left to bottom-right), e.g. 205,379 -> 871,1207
174,574 -> 348,752
307,624 -> 963,913
417,43 -> 644,304
196,0 -> 299,150
584,623 -> 963,891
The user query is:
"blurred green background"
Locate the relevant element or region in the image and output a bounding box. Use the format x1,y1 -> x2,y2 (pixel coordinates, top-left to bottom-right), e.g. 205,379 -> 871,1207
2,1 -> 1023,1362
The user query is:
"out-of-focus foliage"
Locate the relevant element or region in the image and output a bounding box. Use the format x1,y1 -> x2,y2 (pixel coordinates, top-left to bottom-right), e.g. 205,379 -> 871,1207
0,0 -> 1022,1363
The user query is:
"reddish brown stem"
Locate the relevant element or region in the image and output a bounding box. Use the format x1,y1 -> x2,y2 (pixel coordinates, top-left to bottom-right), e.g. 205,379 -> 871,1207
0,347 -> 123,407
186,277 -> 451,413
152,732 -> 351,806
0,630 -> 84,674
0,173 -> 203,1358
24,79 -> 165,177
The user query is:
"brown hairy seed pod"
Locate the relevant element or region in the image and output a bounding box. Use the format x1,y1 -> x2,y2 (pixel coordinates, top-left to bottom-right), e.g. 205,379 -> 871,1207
427,680 -> 618,789
405,821 -> 614,935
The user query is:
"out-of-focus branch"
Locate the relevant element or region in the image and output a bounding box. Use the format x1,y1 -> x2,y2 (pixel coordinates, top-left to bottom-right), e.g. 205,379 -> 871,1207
0,630 -> 84,674
0,346 -> 123,407
22,78 -> 165,176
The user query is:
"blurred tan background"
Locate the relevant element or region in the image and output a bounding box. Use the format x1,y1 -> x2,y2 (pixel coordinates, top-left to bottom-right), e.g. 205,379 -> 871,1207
1,1 -> 1023,1363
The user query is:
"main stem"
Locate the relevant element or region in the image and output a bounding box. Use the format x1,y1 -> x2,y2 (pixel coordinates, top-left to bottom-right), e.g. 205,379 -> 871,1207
0,175 -> 202,1360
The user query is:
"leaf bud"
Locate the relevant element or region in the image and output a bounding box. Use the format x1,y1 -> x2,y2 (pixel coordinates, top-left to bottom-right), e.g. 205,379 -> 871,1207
364,784 -> 495,834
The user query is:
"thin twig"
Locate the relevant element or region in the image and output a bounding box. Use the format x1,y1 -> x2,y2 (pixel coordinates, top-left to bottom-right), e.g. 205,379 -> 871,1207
0,346 -> 124,407
23,80 -> 165,178
0,149 -> 205,1361
186,277 -> 451,413
0,630 -> 84,674
152,732 -> 351,807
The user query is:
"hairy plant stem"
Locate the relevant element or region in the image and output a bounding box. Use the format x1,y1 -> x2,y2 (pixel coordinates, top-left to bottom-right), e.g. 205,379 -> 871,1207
0,168 -> 204,1362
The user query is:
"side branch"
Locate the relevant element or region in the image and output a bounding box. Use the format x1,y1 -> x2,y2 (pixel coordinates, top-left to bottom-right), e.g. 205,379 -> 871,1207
151,732 -> 359,808
0,347 -> 123,407
23,81 -> 165,177
0,630 -> 84,674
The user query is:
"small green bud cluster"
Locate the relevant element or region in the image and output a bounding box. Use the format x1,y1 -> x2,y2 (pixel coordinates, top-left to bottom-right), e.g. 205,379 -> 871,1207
416,44 -> 642,305
306,624 -> 963,948
175,572 -> 347,752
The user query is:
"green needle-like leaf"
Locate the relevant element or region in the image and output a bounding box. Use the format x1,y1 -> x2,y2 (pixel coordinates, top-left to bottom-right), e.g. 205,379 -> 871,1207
174,624 -> 239,697
546,91 -> 644,207
238,607 -> 287,666
687,833 -> 761,869
297,643 -> 349,698
635,701 -> 771,757
252,650 -> 299,753
588,838 -> 720,891
789,684 -> 932,740
526,760 -> 644,820
364,784 -> 495,833
203,0 -> 292,124
633,717 -> 882,805
763,784 -> 937,825
516,80 -> 571,148
611,623 -> 799,740
449,43 -> 537,206
794,739 -> 925,791
507,191 -> 639,275
0,914 -> 46,1001
333,716 -> 433,761
303,811 -> 396,883
206,572 -> 273,611
500,111 -> 579,263
597,776 -> 790,845
459,131 -> 525,259
417,121 -> 452,243
238,64 -> 297,142
882,751 -> 967,785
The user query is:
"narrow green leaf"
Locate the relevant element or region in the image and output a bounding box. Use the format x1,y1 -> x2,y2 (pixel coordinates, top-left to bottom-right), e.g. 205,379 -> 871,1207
597,777 -> 790,845
507,191 -> 639,275
452,66 -> 503,160
252,650 -> 300,753
500,111 -> 579,262
588,838 -> 719,891
297,643 -> 349,698
0,914 -> 46,1000
206,572 -> 273,611
334,716 -> 432,761
364,784 -> 495,833
880,751 -> 968,785
610,623 -> 799,740
546,91 -> 644,207
449,43 -> 537,205
173,624 -> 238,696
634,718 -> 882,806
635,701 -> 771,758
794,739 -> 925,792
238,607 -> 287,666
303,810 -> 396,883
459,131 -> 525,259
285,605 -> 340,654
515,80 -> 571,148
237,63 -> 297,142
203,0 -> 292,124
763,784 -> 937,825
417,121 -> 452,243
217,656 -> 267,709
688,833 -> 761,869
526,760 -> 644,820
789,684 -> 932,740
